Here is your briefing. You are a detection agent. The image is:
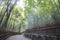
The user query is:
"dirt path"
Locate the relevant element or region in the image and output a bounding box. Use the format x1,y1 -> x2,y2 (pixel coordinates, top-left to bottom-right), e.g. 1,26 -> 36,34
6,35 -> 31,40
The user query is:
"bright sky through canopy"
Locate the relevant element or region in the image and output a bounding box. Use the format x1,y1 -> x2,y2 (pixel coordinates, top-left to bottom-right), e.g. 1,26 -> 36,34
17,0 -> 25,9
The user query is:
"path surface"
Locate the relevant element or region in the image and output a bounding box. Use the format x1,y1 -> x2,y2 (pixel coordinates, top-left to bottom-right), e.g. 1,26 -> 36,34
6,35 -> 31,40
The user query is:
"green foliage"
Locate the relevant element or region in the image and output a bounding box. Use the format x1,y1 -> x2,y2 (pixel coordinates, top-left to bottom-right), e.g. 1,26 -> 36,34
25,0 -> 60,29
0,0 -> 60,32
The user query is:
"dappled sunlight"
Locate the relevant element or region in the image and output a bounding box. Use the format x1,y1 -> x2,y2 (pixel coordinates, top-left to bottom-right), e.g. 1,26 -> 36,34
17,0 -> 25,9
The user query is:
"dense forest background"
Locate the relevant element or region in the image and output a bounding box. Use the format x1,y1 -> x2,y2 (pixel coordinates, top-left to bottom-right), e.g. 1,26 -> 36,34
0,0 -> 60,32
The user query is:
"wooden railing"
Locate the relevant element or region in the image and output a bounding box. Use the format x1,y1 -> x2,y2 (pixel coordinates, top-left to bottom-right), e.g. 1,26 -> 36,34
0,31 -> 22,40
0,26 -> 60,40
24,26 -> 60,40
